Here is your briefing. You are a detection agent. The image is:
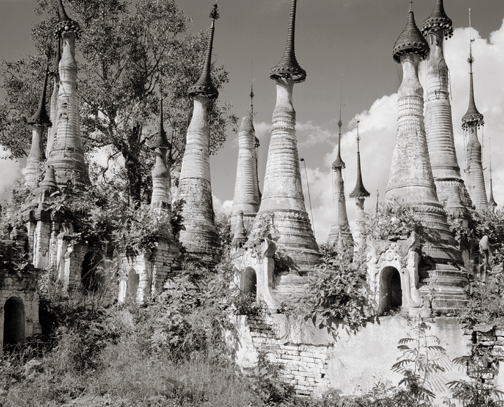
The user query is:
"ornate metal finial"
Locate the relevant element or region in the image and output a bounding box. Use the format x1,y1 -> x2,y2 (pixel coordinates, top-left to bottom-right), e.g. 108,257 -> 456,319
489,136 -> 497,207
356,116 -> 361,152
54,0 -> 81,39
151,89 -> 171,150
269,0 -> 306,83
393,6 -> 429,63
188,4 -> 219,99
332,102 -> 345,170
28,60 -> 52,127
422,0 -> 453,39
250,82 -> 254,117
349,117 -> 370,199
462,9 -> 484,130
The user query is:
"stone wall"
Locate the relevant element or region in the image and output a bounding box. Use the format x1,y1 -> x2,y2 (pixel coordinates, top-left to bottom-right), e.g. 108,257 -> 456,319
118,240 -> 179,303
234,313 -> 497,404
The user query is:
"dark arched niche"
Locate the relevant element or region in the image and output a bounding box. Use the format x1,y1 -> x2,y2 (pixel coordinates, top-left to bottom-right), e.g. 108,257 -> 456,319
82,252 -> 102,292
378,266 -> 402,315
3,297 -> 25,347
127,268 -> 139,299
241,267 -> 257,296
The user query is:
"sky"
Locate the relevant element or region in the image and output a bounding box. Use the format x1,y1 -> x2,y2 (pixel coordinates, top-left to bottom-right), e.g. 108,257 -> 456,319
1,0 -> 504,243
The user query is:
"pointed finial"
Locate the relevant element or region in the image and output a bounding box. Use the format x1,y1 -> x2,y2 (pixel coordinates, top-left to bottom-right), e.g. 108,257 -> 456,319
349,117 -> 370,199
422,0 -> 453,38
409,0 -> 413,13
488,137 -> 497,207
250,82 -> 254,117
269,0 -> 306,83
150,89 -> 171,150
54,0 -> 81,39
462,10 -> 484,130
356,116 -> 361,153
188,5 -> 219,99
28,60 -> 52,127
332,104 -> 345,170
393,5 -> 429,63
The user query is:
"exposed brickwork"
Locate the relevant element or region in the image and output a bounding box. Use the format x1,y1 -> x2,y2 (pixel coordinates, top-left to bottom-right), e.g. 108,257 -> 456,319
246,315 -> 332,396
118,241 -> 179,303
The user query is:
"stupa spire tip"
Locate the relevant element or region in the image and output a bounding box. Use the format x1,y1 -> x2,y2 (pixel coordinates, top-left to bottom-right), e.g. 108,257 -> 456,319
269,0 -> 306,83
28,60 -> 52,127
54,0 -> 81,39
393,5 -> 429,63
188,4 -> 219,99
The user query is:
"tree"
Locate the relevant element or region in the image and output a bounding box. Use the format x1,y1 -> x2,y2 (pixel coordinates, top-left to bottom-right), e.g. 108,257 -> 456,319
0,0 -> 237,203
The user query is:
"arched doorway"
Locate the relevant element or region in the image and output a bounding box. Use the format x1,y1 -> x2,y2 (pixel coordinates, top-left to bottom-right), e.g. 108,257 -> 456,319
379,267 -> 402,314
241,267 -> 257,296
127,268 -> 139,300
3,297 -> 25,348
82,252 -> 102,292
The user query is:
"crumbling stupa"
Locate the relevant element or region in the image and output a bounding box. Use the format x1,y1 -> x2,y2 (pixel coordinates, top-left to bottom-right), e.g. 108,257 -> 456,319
327,111 -> 353,251
231,87 -> 261,232
387,6 -> 467,311
178,5 -> 221,261
253,0 -> 320,269
422,0 -> 471,209
462,27 -> 488,213
47,0 -> 88,187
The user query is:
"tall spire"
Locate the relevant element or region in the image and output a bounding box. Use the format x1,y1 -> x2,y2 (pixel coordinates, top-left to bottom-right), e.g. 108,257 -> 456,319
251,0 -> 319,269
150,93 -> 172,212
462,9 -> 487,212
177,5 -> 222,262
26,61 -> 52,188
489,147 -> 497,207
462,15 -> 484,129
151,95 -> 170,149
188,5 -> 219,99
54,0 -> 81,39
328,106 -> 352,249
422,0 -> 470,209
250,82 -> 254,117
28,61 -> 52,127
47,0 -> 88,186
349,120 -> 370,199
231,89 -> 261,231
387,5 -> 467,312
269,0 -> 306,83
332,106 -> 345,170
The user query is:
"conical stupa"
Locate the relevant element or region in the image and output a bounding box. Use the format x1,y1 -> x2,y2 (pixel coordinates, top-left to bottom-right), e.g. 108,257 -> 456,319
327,110 -> 353,250
252,0 -> 320,269
177,5 -> 221,261
26,62 -> 52,189
422,0 -> 472,210
231,86 -> 261,232
47,0 -> 88,186
462,21 -> 487,213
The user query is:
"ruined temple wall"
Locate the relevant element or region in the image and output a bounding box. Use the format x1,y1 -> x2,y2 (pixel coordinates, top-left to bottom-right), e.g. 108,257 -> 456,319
235,314 -> 487,402
0,276 -> 41,350
118,241 -> 179,303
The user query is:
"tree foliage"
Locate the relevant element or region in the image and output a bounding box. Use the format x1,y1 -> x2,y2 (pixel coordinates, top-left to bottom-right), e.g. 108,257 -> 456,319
0,0 -> 238,203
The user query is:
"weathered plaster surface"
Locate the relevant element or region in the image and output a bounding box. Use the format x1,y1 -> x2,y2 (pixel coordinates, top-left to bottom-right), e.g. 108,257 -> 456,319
178,96 -> 220,260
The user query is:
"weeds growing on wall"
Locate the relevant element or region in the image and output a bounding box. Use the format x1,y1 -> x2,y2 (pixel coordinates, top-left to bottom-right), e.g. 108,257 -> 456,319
287,244 -> 376,336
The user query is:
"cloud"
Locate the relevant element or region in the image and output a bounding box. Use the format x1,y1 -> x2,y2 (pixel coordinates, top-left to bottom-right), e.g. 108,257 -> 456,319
213,195 -> 233,215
